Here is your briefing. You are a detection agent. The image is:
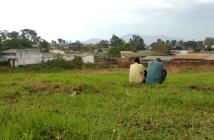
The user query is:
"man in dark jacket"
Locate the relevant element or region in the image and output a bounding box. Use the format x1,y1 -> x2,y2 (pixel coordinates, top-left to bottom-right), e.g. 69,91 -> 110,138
145,58 -> 167,84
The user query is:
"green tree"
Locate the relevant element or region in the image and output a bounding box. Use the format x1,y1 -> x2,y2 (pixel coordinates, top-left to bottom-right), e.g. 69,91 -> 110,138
107,43 -> 135,57
1,38 -> 32,50
110,34 -> 124,46
0,29 -> 49,51
40,39 -> 49,52
72,40 -> 83,51
20,29 -> 38,42
204,37 -> 214,51
165,40 -> 172,55
107,45 -> 124,57
0,30 -> 7,43
151,39 -> 166,55
183,41 -> 197,50
171,40 -> 177,47
124,43 -> 136,51
98,40 -> 109,48
129,35 -> 145,50
176,40 -> 184,50
150,39 -> 172,55
204,37 -> 214,47
194,41 -> 204,52
8,31 -> 19,39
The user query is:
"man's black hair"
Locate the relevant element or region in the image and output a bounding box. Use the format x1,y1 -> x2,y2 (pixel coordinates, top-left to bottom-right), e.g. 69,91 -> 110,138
134,57 -> 140,64
156,58 -> 162,62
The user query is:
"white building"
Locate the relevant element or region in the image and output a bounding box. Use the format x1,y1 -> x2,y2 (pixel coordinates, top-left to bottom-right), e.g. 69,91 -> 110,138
0,49 -> 54,67
171,50 -> 190,55
63,54 -> 75,61
62,53 -> 94,63
50,50 -> 65,55
81,55 -> 94,63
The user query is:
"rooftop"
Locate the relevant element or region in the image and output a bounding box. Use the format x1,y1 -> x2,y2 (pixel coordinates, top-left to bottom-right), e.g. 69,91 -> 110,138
0,48 -> 40,54
142,56 -> 174,62
174,53 -> 214,60
121,51 -> 154,58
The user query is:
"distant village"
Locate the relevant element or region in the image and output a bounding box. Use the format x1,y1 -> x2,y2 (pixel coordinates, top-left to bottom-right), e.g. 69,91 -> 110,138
0,29 -> 214,67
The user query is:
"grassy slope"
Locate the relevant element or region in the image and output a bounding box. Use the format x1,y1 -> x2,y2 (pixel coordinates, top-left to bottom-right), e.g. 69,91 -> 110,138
0,70 -> 214,140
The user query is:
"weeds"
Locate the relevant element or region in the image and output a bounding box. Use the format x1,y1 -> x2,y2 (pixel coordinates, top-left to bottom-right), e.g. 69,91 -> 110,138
0,71 -> 214,139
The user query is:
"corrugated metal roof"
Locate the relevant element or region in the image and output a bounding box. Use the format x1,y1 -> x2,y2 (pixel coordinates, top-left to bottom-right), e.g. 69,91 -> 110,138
206,55 -> 214,60
125,51 -> 154,58
1,48 -> 40,53
174,53 -> 213,60
142,56 -> 174,61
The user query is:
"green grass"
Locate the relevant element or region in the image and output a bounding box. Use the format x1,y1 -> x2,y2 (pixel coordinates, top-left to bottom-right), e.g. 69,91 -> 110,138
0,70 -> 214,140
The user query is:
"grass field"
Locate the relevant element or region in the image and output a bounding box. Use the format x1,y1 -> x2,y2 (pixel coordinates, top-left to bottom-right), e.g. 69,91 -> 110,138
0,70 -> 214,140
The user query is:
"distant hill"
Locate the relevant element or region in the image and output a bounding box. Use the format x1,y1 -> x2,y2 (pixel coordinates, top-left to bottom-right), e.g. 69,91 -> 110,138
83,39 -> 102,44
122,34 -> 183,45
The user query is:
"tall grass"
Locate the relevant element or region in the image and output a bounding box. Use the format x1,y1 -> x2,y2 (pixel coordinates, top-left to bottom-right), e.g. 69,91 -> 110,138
0,71 -> 214,139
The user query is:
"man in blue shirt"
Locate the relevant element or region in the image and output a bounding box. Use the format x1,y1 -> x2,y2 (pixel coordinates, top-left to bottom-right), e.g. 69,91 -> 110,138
145,58 -> 167,84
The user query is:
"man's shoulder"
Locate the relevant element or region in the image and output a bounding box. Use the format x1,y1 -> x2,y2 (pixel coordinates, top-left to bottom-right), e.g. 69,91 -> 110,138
130,63 -> 144,68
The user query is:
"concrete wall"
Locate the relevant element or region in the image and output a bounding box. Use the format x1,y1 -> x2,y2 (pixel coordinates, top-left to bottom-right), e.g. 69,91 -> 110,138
63,55 -> 75,61
42,53 -> 55,62
62,55 -> 94,63
0,49 -> 55,67
82,55 -> 94,63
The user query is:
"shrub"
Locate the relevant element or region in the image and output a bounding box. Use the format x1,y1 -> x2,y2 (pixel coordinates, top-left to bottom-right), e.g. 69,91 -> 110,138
0,57 -> 93,73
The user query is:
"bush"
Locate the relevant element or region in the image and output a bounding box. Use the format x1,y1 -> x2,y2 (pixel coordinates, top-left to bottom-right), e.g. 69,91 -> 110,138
0,57 -> 94,73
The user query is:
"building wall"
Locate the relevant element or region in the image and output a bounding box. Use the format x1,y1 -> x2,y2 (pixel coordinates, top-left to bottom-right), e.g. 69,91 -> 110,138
63,55 -> 94,63
82,55 -> 94,63
42,53 -> 55,62
63,55 -> 75,61
15,58 -> 41,67
15,49 -> 42,66
0,49 -> 55,67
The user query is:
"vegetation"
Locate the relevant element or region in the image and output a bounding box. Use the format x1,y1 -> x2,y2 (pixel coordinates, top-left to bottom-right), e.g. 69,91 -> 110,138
0,70 -> 214,139
1,28 -> 214,59
107,44 -> 135,57
0,58 -> 96,73
204,37 -> 214,51
0,29 -> 49,51
151,39 -> 172,55
1,38 -> 32,50
110,34 -> 125,46
129,35 -> 145,50
107,34 -> 146,57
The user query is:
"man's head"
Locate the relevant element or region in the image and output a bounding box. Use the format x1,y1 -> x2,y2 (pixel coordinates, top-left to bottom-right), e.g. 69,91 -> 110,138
156,58 -> 162,62
134,57 -> 140,64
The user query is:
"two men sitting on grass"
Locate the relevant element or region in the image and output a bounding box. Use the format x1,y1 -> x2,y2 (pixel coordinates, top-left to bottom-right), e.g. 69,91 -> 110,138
129,57 -> 167,84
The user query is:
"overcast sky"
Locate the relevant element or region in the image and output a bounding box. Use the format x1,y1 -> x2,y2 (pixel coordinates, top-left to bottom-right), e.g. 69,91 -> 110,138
0,0 -> 214,41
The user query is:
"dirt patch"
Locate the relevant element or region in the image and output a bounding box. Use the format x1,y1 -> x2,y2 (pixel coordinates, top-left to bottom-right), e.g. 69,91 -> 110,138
24,81 -> 52,95
0,82 -> 18,88
39,128 -> 65,140
24,81 -> 101,96
69,84 -> 101,96
188,85 -> 214,92
32,81 -> 50,92
3,92 -> 21,103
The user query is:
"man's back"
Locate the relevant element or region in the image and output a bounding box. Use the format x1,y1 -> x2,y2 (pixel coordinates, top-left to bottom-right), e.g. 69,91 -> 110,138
145,60 -> 164,84
129,63 -> 145,84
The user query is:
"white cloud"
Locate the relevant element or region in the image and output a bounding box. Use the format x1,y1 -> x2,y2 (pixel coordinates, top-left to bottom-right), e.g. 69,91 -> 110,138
0,0 -> 213,41
195,0 -> 214,3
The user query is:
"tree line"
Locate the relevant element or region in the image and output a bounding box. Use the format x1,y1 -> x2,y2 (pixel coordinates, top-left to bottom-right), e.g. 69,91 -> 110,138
1,29 -> 214,57
0,29 -> 49,52
66,34 -> 214,57
107,35 -> 214,57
